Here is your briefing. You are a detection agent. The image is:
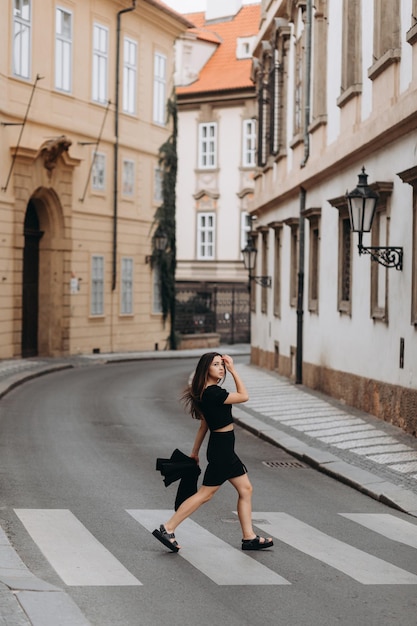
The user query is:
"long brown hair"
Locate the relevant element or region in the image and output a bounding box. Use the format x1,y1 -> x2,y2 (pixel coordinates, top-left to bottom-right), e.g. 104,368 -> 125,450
181,352 -> 225,420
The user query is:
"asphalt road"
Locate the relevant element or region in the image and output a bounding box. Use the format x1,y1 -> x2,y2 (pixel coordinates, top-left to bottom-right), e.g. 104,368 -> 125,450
0,358 -> 416,626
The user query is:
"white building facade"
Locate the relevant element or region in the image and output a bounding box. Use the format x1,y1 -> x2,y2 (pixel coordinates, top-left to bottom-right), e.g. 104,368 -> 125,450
250,0 -> 417,435
174,2 -> 261,343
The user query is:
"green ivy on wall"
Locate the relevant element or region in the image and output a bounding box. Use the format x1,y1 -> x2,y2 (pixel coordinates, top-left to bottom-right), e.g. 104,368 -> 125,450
152,91 -> 178,349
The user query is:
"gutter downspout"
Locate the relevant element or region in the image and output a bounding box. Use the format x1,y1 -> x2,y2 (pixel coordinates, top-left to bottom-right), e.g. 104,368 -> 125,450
296,0 -> 312,384
113,0 -> 136,291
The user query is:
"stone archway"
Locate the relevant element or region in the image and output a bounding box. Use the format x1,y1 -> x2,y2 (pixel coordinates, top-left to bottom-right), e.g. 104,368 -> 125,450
13,139 -> 79,357
21,187 -> 67,357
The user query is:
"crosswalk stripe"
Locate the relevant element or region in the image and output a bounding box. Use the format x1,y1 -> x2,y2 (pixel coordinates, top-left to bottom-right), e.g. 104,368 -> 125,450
14,509 -> 141,586
251,512 -> 417,584
127,509 -> 289,586
340,513 -> 417,549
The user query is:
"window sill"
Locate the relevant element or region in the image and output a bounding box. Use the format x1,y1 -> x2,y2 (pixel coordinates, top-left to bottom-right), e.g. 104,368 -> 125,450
368,48 -> 401,81
289,133 -> 304,150
308,115 -> 327,133
406,23 -> 417,45
337,84 -> 362,108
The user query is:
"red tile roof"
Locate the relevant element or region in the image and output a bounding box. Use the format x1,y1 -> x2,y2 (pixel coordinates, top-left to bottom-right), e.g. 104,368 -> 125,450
177,3 -> 261,96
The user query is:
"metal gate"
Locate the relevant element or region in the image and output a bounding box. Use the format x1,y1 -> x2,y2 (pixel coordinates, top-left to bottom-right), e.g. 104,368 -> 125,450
175,282 -> 250,344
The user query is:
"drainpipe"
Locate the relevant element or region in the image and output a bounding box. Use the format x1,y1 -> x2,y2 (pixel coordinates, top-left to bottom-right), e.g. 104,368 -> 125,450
113,0 -> 136,291
296,187 -> 306,384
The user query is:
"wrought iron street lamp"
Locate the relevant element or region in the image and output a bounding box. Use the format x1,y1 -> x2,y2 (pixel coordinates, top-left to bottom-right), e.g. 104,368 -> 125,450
152,224 -> 168,251
241,237 -> 271,287
346,167 -> 403,270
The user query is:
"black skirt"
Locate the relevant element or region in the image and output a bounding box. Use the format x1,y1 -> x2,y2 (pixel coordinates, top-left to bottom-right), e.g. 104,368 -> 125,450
203,430 -> 247,486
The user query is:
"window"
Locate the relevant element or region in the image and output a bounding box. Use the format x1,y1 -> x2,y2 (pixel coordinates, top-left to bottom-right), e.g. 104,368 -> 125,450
288,220 -> 299,307
153,266 -> 163,314
240,212 -> 252,251
92,153 -> 106,191
397,166 -> 417,323
293,34 -> 304,137
91,255 -> 104,316
122,159 -> 134,197
338,213 -> 352,313
55,7 -> 72,92
370,211 -> 388,320
305,210 -> 321,313
92,23 -> 108,103
197,212 -> 215,260
242,120 -> 256,167
256,49 -> 271,167
121,257 -> 133,315
198,123 -> 217,169
123,38 -> 137,114
273,225 -> 282,318
312,1 -> 328,123
153,52 -> 167,124
369,0 -> 401,79
154,167 -> 163,204
339,0 -> 362,105
13,0 -> 31,79
261,230 -> 269,314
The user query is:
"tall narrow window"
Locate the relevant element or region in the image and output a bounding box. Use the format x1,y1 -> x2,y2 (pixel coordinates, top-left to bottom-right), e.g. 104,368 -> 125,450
397,167 -> 417,323
338,213 -> 352,313
121,257 -> 133,315
92,23 -> 108,104
306,211 -> 321,313
240,212 -> 251,251
154,166 -> 163,204
91,255 -> 104,316
55,7 -> 72,92
369,0 -> 401,79
370,210 -> 388,320
122,159 -> 134,197
92,153 -> 106,191
123,38 -> 137,114
13,0 -> 31,79
242,120 -> 256,167
197,212 -> 215,260
293,35 -> 304,137
289,221 -> 299,307
261,230 -> 269,314
339,0 -> 362,104
153,52 -> 166,124
153,266 -> 163,314
198,123 -> 217,169
273,226 -> 282,318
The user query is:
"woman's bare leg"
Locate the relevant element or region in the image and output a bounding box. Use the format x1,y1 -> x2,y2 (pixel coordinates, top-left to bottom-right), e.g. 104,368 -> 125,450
229,474 -> 272,543
163,485 -> 220,547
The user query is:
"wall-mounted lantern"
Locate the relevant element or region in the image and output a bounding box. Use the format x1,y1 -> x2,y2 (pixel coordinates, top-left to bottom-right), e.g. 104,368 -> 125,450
241,237 -> 271,287
346,167 -> 403,270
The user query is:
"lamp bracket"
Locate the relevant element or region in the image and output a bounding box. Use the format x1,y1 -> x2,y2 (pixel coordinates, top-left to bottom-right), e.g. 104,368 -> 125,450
358,245 -> 403,271
252,276 -> 272,287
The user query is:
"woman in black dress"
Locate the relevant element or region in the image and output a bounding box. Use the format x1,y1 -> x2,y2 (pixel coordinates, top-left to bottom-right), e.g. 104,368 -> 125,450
152,352 -> 273,552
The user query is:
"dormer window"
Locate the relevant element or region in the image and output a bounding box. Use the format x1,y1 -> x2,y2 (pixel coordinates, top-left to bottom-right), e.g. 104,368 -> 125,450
237,36 -> 255,59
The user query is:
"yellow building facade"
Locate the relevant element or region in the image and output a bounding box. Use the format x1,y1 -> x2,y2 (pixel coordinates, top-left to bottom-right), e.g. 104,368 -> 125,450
0,0 -> 190,358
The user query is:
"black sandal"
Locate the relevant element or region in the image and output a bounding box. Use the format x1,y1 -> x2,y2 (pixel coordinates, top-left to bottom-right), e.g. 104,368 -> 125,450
152,524 -> 180,553
242,535 -> 273,551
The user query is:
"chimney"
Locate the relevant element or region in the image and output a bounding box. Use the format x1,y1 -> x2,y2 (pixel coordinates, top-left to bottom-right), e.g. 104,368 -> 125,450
206,0 -> 243,21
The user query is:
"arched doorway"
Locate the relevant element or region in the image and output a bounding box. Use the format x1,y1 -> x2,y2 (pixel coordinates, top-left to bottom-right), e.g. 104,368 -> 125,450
21,201 -> 43,357
20,188 -> 67,357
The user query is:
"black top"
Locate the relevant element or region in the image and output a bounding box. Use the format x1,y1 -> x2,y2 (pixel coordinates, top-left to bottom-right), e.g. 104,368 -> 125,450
200,385 -> 232,431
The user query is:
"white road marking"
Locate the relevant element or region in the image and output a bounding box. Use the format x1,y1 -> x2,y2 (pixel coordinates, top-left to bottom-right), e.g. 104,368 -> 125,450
127,509 -> 289,586
252,512 -> 417,584
14,509 -> 141,586
340,514 -> 417,550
